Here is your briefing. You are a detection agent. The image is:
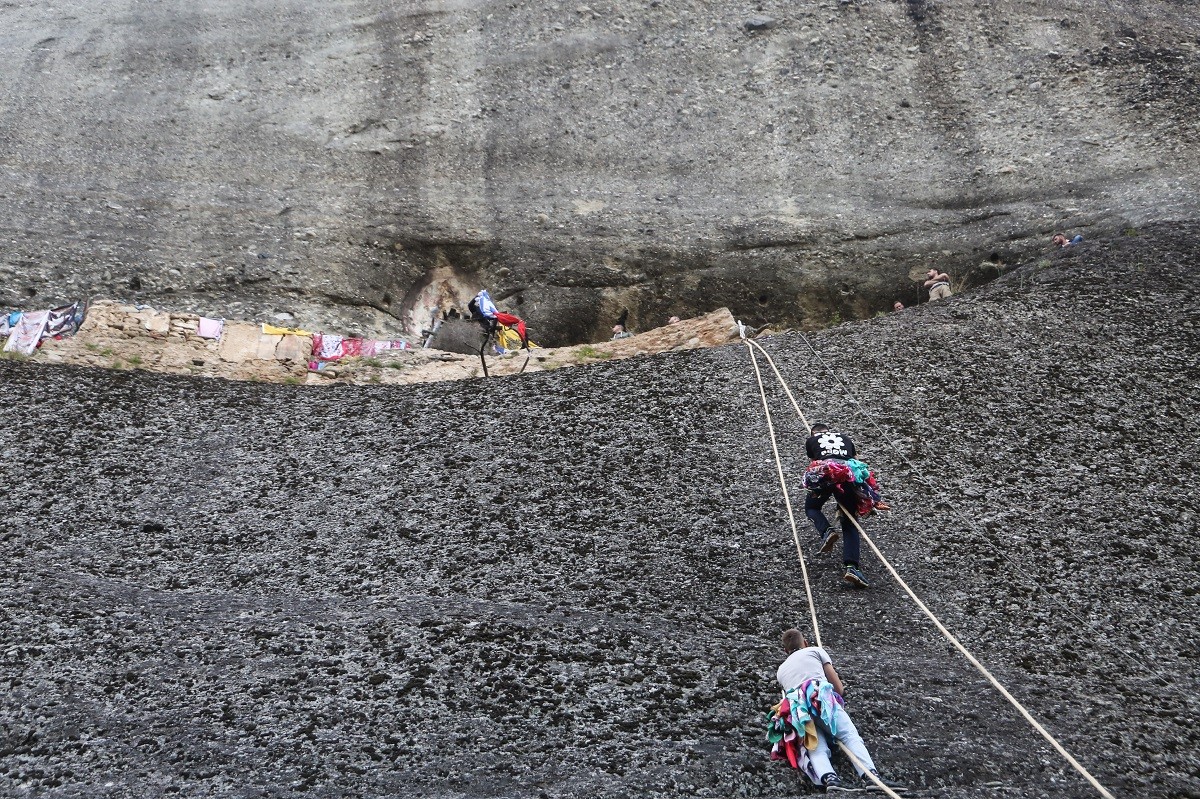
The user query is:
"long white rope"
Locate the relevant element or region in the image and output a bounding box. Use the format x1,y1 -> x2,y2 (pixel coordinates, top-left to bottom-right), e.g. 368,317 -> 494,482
835,741 -> 902,799
743,336 -> 822,648
837,505 -> 1116,799
740,324 -> 1114,798
747,338 -> 809,431
741,330 -> 904,799
788,327 -> 1140,670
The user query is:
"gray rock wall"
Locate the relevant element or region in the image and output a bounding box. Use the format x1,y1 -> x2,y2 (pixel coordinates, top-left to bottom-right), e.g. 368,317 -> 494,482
2,0 -> 1199,343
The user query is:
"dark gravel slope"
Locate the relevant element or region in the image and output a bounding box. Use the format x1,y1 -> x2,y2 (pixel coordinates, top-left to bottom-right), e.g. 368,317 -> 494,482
1,224 -> 1197,798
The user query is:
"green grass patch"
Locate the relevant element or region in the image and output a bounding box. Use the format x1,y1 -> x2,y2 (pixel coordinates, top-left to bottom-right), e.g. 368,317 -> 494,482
575,345 -> 612,361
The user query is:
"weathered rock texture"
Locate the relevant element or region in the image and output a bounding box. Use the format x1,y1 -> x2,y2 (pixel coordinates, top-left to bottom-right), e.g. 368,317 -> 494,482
1,225 -> 1197,798
3,1 -> 1199,343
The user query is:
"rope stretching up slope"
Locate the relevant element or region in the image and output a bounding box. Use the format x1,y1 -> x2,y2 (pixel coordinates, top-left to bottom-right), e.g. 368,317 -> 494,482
740,329 -> 1115,799
744,335 -> 821,649
791,325 -> 1148,678
743,333 -> 901,799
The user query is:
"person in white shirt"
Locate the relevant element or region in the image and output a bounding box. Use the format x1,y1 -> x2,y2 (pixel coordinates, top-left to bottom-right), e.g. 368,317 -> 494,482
923,269 -> 952,301
776,628 -> 882,791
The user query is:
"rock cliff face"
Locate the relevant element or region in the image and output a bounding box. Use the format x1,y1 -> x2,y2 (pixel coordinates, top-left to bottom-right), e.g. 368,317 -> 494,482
2,0 -> 1199,343
1,224 -> 1197,798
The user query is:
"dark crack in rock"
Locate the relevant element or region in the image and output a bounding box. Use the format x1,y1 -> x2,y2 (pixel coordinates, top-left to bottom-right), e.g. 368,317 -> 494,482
1,223 -> 1198,798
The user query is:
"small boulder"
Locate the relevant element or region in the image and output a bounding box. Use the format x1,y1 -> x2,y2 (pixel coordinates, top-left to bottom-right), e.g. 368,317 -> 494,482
744,15 -> 777,33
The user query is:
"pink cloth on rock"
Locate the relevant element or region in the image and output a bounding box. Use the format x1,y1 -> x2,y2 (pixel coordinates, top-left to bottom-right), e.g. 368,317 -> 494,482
3,310 -> 50,355
197,317 -> 224,339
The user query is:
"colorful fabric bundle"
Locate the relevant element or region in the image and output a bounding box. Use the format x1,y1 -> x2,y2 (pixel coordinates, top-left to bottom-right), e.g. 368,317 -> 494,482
766,679 -> 844,785
470,289 -> 529,348
804,458 -> 886,516
803,459 -> 856,491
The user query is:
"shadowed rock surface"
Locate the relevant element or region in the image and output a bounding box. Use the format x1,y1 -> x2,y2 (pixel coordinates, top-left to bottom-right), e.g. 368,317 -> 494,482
3,1 -> 1200,341
1,224 -> 1197,798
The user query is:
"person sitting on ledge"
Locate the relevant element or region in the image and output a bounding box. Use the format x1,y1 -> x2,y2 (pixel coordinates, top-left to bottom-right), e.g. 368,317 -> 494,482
923,269 -> 952,301
1052,232 -> 1084,248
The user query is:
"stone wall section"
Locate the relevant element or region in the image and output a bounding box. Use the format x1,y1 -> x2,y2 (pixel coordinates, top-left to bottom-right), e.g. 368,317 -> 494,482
26,301 -> 739,386
37,300 -> 310,383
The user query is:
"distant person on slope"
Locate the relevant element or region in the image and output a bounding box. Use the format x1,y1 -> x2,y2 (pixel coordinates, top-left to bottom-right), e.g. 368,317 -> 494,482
924,269 -> 952,301
766,628 -> 886,791
803,424 -> 887,588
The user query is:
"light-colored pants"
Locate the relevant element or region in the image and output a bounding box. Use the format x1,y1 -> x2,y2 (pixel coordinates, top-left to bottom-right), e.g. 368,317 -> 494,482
929,283 -> 952,300
808,704 -> 876,781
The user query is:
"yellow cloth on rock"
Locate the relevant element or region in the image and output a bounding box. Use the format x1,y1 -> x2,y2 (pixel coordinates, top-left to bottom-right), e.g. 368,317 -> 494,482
261,324 -> 312,336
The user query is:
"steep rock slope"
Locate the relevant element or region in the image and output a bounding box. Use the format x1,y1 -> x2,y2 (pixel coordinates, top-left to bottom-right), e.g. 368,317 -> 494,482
2,0 -> 1199,341
0,224 -> 1197,798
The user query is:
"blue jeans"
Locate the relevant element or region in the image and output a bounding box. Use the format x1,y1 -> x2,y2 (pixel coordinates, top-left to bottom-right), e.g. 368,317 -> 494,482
805,487 -> 860,565
809,704 -> 876,780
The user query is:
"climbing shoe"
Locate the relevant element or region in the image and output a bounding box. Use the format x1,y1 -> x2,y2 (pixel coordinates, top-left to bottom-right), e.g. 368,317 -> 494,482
843,564 -> 870,588
821,772 -> 845,792
817,527 -> 840,555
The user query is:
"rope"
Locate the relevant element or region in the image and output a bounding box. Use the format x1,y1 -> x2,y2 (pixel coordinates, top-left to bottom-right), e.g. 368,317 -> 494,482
835,741 -> 903,799
738,321 -> 1115,798
786,327 -> 1147,674
740,327 -> 822,648
747,338 -> 811,432
741,328 -> 902,799
835,504 -> 1115,799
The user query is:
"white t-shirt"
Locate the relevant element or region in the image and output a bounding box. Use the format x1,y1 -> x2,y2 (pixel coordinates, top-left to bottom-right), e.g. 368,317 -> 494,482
777,646 -> 832,690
